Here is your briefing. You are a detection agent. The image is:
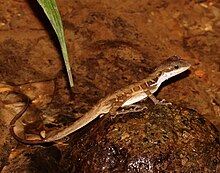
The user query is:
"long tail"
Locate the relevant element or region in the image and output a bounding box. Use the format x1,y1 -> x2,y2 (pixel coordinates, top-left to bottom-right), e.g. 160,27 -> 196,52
9,91 -> 51,144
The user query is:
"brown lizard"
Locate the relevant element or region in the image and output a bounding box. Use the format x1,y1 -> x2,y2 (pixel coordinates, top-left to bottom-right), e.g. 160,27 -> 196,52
10,56 -> 191,144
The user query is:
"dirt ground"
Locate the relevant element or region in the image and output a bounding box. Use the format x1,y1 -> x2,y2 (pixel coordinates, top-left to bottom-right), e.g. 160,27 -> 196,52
0,0 -> 220,172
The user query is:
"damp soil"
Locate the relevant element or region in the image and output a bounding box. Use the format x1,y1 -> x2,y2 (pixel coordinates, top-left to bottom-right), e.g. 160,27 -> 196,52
0,0 -> 220,172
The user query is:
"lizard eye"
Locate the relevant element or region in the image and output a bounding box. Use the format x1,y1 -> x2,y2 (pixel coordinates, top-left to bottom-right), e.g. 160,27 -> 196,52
174,65 -> 179,69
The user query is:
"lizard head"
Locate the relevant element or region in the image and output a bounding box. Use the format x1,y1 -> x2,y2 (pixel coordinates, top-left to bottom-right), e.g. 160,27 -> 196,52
152,55 -> 191,86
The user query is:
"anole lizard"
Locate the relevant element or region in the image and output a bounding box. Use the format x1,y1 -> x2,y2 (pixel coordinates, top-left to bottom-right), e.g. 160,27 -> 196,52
10,56 -> 191,144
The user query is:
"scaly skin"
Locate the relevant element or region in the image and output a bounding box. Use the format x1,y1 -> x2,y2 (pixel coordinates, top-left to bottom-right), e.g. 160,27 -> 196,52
10,56 -> 191,144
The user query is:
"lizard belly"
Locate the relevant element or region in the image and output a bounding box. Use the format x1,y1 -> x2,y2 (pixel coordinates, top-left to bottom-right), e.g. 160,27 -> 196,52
121,92 -> 148,107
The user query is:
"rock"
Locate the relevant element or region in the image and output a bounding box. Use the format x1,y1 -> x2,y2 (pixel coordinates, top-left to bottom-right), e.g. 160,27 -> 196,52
61,104 -> 220,173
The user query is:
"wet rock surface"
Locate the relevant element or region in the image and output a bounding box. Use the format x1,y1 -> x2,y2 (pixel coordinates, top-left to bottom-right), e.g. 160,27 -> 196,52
60,104 -> 220,173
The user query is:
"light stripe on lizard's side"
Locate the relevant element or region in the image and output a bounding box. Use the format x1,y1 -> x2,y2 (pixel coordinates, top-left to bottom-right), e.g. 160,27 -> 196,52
10,55 -> 191,144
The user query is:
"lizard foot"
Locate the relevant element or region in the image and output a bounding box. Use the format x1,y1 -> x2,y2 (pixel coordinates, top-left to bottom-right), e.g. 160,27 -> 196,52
115,104 -> 148,116
156,99 -> 172,106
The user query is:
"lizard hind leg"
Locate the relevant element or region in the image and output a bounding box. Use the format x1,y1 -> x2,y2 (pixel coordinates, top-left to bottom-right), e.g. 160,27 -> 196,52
109,103 -> 121,115
116,104 -> 148,115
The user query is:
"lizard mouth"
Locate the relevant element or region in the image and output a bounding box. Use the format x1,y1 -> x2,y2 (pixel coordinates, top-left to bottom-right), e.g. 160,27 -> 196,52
166,66 -> 191,79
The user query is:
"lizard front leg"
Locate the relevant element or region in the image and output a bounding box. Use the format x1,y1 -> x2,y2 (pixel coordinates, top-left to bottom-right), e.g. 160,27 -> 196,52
145,90 -> 171,106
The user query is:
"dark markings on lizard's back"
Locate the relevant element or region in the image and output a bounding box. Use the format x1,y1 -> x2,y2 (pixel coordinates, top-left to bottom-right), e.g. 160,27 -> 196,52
140,82 -> 149,90
132,85 -> 141,92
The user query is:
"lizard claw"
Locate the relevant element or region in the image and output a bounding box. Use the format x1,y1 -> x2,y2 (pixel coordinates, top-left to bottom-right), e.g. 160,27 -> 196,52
157,99 -> 172,106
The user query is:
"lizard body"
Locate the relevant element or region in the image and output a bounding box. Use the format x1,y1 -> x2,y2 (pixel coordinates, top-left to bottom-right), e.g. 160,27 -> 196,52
10,56 -> 191,144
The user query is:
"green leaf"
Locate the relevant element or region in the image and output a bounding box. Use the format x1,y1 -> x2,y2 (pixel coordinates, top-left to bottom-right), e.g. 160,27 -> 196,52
36,0 -> 74,87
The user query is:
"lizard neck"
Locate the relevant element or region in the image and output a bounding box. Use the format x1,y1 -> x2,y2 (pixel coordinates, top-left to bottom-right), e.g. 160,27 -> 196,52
146,72 -> 163,93
147,70 -> 174,93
